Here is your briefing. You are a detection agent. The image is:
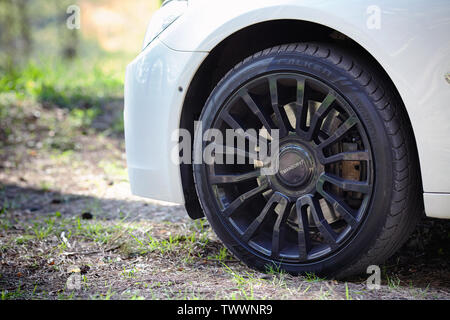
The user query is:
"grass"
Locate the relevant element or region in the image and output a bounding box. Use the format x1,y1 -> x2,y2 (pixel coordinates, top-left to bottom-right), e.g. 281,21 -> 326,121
0,207 -> 279,300
33,217 -> 56,239
0,57 -> 123,110
0,212 -> 214,275
129,229 -> 209,256
316,287 -> 332,300
15,235 -> 35,245
0,209 -> 128,252
2,284 -> 24,300
345,282 -> 352,300
123,218 -> 216,261
303,272 -> 326,283
1,199 -> 449,300
410,284 -> 430,299
121,267 -> 138,279
207,246 -> 230,262
386,274 -> 402,289
222,263 -> 263,300
0,54 -> 126,160
7,195 -> 438,301
77,220 -> 117,244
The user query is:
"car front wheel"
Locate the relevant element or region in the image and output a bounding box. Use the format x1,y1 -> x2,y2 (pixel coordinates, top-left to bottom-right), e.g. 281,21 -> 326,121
193,43 -> 422,278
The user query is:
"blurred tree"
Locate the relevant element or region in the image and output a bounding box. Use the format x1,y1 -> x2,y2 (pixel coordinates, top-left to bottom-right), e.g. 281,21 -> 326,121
0,0 -> 32,68
17,0 -> 32,57
0,0 -> 81,68
60,0 -> 79,60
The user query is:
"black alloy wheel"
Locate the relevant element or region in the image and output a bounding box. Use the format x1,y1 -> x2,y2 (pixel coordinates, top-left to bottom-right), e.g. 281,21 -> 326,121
193,43 -> 422,277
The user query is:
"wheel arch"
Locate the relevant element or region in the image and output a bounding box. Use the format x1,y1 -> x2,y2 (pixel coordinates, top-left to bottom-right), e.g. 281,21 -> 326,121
179,19 -> 422,220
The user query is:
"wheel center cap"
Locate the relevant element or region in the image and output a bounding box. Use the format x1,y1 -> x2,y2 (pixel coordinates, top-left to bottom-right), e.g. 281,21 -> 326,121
277,146 -> 313,187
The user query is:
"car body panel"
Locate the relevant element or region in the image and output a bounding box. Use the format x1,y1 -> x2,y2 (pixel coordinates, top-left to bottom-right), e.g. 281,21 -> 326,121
125,0 -> 450,218
423,193 -> 450,219
124,38 -> 207,202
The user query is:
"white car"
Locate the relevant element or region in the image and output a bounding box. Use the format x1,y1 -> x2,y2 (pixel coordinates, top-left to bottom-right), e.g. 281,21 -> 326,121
124,0 -> 450,277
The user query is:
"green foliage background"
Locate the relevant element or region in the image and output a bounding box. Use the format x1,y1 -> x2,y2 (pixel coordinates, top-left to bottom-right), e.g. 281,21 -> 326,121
0,0 -> 126,108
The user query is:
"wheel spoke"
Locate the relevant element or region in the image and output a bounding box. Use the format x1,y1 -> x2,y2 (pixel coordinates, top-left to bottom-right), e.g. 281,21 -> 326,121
318,116 -> 358,149
271,199 -> 289,258
299,195 -> 338,248
268,77 -> 288,137
220,111 -> 268,149
221,111 -> 244,131
242,192 -> 285,242
210,170 -> 261,184
222,179 -> 270,218
212,143 -> 271,167
306,92 -> 336,140
239,89 -> 273,132
316,175 -> 359,227
318,172 -> 370,194
295,199 -> 311,260
212,143 -> 258,162
310,198 -> 338,247
295,78 -> 308,136
320,150 -> 369,165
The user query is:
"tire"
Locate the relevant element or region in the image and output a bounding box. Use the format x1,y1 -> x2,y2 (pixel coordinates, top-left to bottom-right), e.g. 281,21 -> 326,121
193,42 -> 422,278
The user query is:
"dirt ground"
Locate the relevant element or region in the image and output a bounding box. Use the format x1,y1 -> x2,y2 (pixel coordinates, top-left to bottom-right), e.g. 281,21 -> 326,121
0,100 -> 449,300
